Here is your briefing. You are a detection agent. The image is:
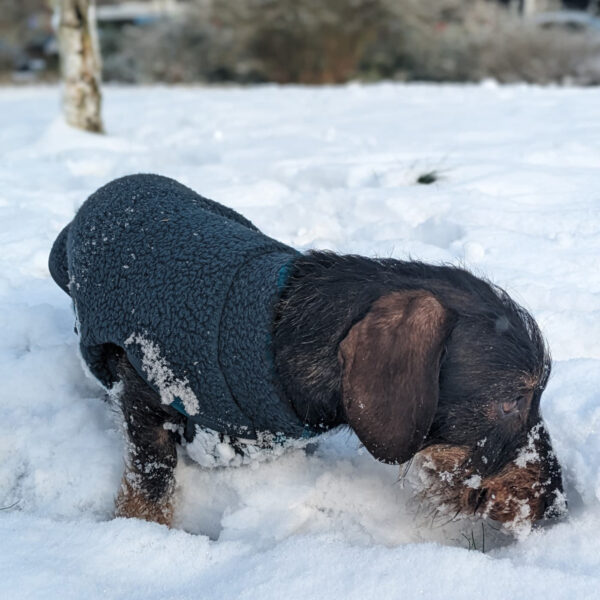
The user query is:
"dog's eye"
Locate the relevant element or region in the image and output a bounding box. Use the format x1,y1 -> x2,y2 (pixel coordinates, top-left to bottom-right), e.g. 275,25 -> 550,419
501,399 -> 518,415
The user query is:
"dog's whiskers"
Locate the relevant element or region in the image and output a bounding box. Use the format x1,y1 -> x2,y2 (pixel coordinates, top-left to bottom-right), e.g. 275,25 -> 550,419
473,488 -> 487,515
434,508 -> 462,529
401,457 -> 415,480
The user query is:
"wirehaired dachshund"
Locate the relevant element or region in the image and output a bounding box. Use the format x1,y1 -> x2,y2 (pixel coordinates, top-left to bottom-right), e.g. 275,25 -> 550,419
49,174 -> 566,531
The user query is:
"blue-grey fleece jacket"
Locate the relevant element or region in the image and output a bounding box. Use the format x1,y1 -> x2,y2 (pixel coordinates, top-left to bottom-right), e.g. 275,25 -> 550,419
49,174 -> 306,439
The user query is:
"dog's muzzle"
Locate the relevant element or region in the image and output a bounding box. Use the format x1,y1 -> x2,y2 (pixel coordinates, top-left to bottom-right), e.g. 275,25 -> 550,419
410,422 -> 566,533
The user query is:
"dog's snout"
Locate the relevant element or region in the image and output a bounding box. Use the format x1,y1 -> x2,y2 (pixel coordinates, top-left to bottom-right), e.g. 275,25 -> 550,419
415,418 -> 566,530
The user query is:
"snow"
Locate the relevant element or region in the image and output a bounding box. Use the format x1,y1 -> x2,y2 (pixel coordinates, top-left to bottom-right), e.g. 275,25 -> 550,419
124,332 -> 201,416
185,425 -> 313,470
1,83 -> 600,598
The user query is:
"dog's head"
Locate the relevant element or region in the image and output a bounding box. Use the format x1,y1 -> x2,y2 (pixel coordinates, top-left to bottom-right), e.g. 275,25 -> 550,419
338,279 -> 566,530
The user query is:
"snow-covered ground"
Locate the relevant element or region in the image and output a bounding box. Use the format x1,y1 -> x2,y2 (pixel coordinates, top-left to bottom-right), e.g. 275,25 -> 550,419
1,83 -> 599,599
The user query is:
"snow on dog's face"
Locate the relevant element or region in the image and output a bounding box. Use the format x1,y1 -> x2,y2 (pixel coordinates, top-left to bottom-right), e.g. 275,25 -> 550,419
414,423 -> 566,535
338,272 -> 565,534
416,288 -> 566,532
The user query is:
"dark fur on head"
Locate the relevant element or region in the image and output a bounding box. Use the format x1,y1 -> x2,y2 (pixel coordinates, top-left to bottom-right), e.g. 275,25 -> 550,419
273,251 -> 564,526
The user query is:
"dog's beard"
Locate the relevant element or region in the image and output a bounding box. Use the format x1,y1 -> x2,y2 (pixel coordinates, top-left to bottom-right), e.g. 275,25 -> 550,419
406,424 -> 566,538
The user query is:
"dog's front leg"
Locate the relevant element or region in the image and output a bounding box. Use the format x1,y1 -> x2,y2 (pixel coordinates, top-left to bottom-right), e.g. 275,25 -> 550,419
114,355 -> 180,526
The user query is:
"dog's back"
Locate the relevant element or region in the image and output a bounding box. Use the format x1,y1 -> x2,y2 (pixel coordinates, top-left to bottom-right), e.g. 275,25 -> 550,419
49,173 -> 304,438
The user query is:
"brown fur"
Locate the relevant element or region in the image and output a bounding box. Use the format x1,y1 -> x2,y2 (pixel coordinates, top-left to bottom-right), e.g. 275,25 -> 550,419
339,291 -> 453,464
416,442 -> 553,526
115,475 -> 174,527
114,354 -> 181,526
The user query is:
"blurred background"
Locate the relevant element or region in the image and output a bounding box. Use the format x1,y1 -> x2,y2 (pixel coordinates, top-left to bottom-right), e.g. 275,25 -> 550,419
3,0 -> 600,86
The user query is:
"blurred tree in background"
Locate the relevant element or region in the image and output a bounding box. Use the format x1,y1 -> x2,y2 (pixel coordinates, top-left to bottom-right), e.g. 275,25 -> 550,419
216,0 -> 391,84
99,0 -> 600,85
2,0 -> 600,85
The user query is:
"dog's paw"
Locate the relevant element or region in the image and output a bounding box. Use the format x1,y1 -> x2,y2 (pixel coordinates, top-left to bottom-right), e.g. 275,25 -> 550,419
115,477 -> 174,527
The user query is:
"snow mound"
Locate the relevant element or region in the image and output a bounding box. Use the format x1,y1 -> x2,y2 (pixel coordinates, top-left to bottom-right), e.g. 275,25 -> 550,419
1,83 -> 599,598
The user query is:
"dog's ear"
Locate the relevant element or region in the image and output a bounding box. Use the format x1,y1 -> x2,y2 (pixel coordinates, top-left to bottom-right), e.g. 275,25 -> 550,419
338,291 -> 452,464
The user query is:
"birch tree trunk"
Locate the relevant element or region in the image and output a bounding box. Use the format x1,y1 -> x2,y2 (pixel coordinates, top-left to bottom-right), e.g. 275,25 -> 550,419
58,0 -> 103,133
520,0 -> 537,16
518,0 -> 560,15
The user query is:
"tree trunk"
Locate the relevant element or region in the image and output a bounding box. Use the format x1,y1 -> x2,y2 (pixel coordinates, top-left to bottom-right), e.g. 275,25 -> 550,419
518,0 -> 561,15
58,0 -> 103,133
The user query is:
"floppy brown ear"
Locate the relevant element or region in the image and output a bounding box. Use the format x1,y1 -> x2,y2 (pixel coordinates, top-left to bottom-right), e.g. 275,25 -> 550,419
338,291 -> 451,464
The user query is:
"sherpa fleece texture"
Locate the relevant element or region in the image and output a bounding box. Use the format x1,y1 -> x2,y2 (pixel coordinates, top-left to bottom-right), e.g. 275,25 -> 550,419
49,174 -> 306,439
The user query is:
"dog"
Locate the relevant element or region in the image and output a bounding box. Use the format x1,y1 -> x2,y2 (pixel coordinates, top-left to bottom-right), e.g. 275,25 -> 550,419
49,174 -> 566,531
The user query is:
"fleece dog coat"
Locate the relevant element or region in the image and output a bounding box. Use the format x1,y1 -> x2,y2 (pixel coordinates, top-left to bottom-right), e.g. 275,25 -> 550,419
49,174 -> 307,440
